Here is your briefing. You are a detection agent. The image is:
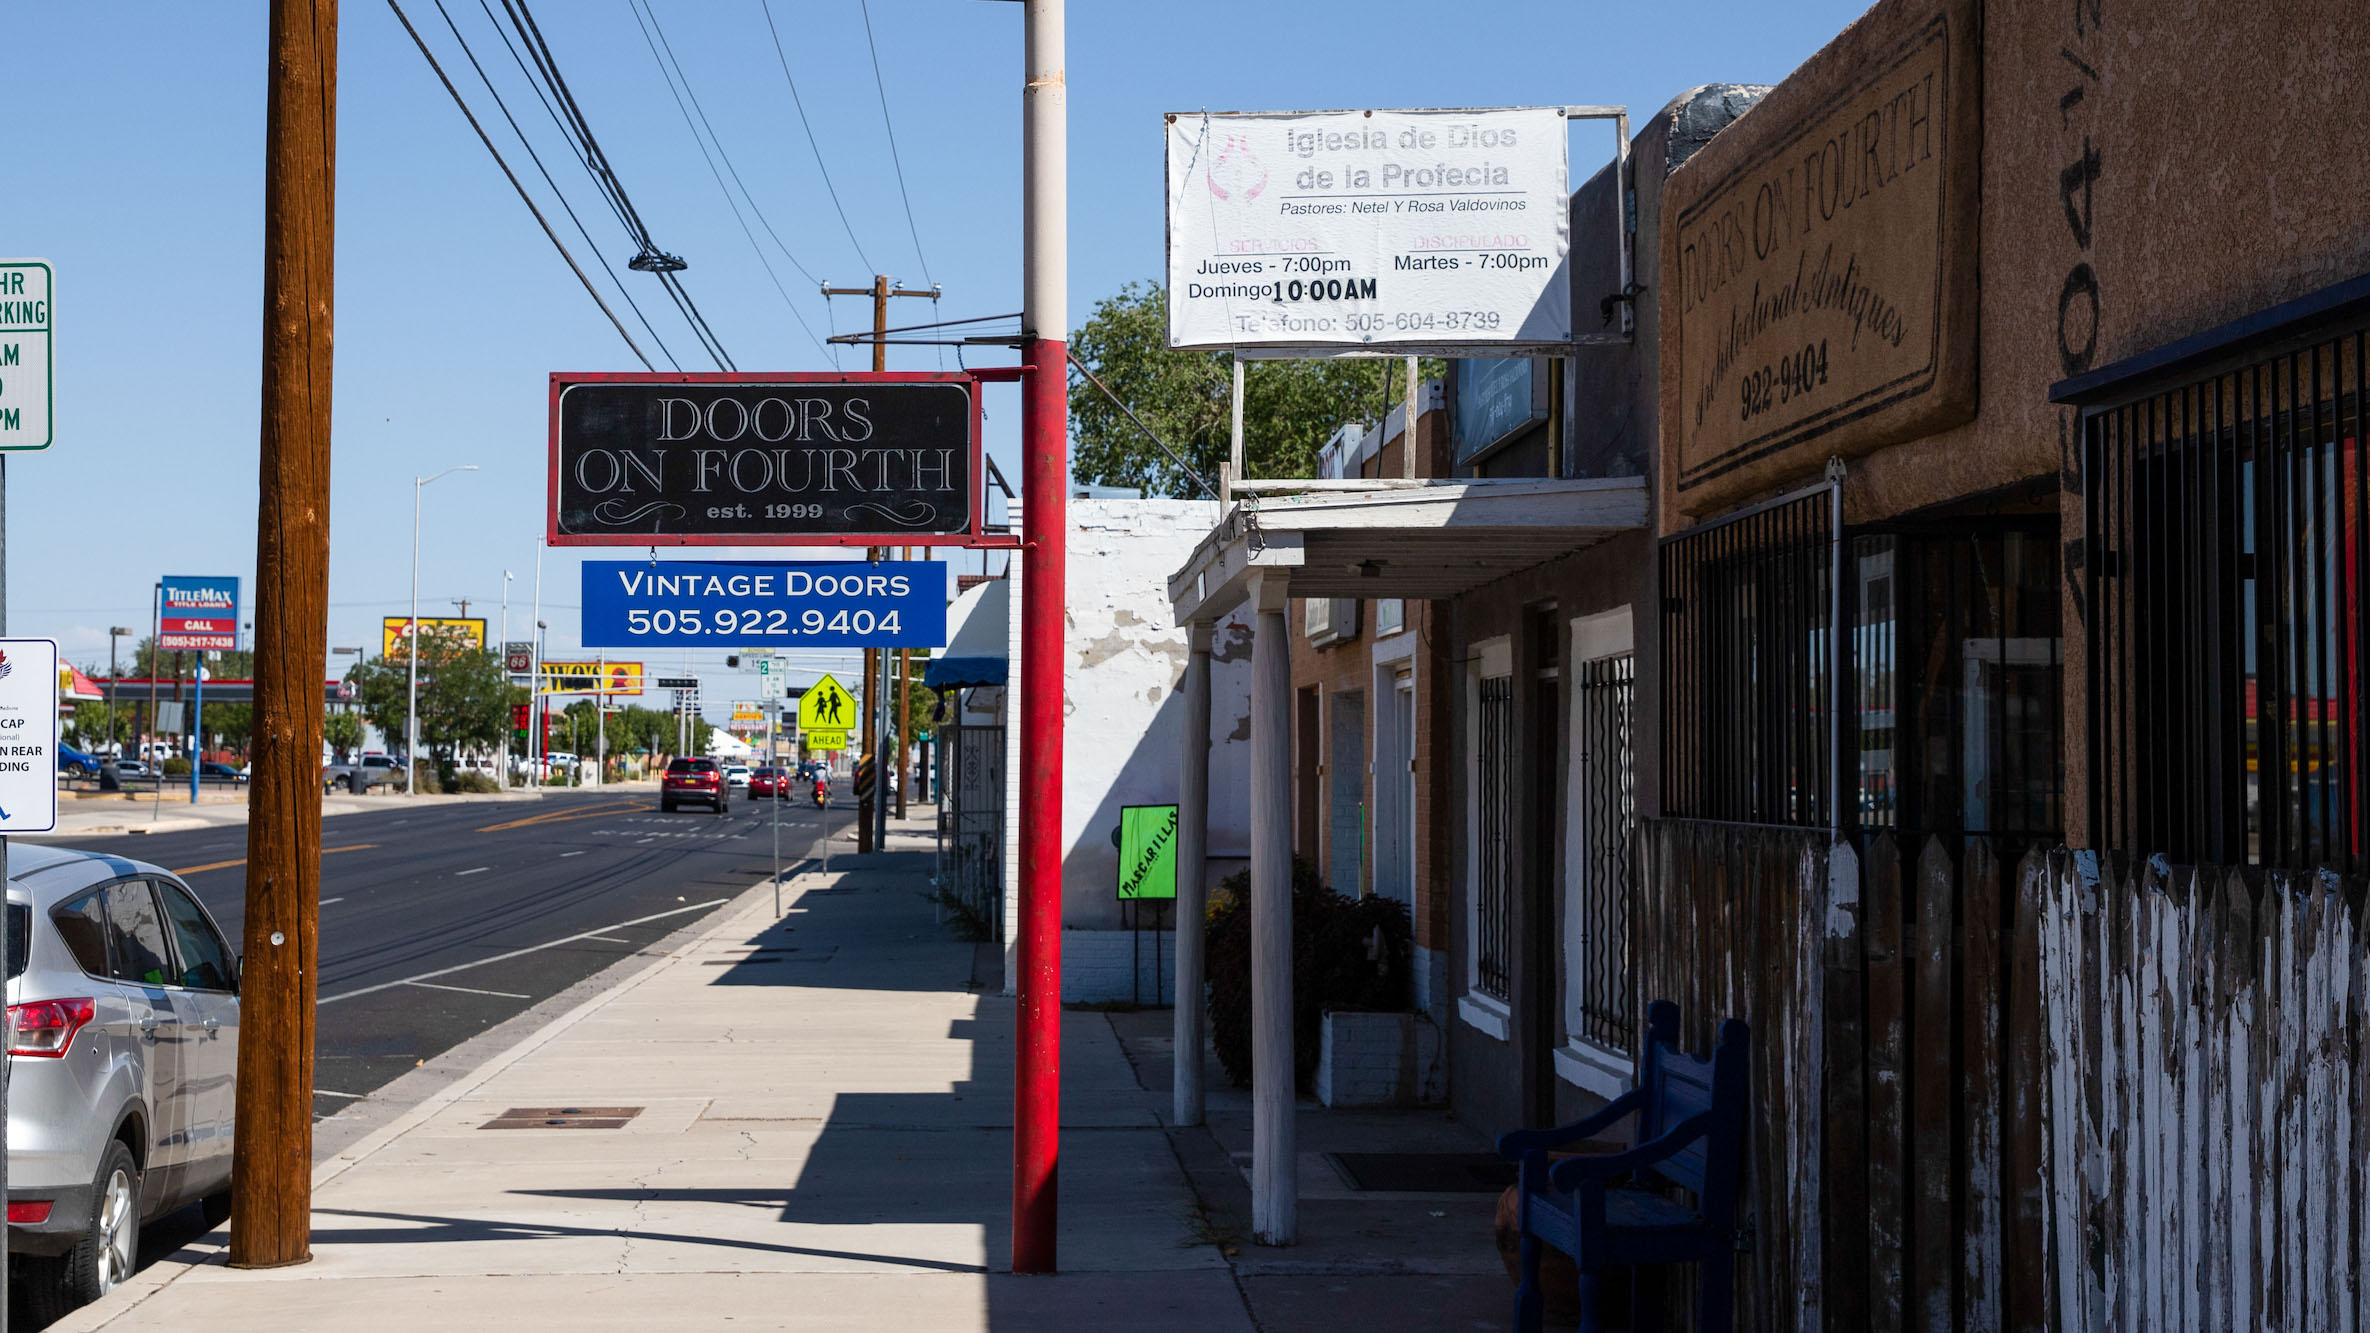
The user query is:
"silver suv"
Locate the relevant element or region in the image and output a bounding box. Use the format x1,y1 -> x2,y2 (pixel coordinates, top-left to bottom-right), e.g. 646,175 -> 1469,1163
6,845 -> 240,1321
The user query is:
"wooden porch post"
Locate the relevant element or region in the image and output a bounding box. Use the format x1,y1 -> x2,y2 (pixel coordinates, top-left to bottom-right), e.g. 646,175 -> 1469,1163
1173,620 -> 1213,1128
1248,573 -> 1296,1244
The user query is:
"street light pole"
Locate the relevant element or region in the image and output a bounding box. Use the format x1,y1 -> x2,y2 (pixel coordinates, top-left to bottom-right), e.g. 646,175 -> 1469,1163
407,464 -> 476,795
106,626 -> 129,757
499,570 -> 512,786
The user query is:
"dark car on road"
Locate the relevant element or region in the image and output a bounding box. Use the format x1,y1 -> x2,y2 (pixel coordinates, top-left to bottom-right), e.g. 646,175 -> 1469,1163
660,757 -> 729,814
197,762 -> 246,784
748,766 -> 791,799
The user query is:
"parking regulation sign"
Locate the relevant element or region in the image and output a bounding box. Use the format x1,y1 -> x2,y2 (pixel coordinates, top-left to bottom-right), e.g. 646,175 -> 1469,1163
0,261 -> 53,451
0,639 -> 60,832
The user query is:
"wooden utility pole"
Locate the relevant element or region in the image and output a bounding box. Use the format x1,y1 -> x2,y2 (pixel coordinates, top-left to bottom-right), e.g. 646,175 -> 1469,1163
821,275 -> 937,851
232,0 -> 336,1270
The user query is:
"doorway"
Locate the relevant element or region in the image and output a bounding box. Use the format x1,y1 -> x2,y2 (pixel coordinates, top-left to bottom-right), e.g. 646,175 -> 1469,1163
1329,689 -> 1367,894
1372,670 -> 1416,905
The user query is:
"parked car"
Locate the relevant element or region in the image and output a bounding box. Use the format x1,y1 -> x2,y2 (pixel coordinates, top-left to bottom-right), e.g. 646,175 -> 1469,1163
57,746 -> 100,778
197,762 -> 245,784
5,844 -> 240,1321
660,757 -> 728,813
722,763 -> 752,790
322,753 -> 405,793
110,759 -> 151,780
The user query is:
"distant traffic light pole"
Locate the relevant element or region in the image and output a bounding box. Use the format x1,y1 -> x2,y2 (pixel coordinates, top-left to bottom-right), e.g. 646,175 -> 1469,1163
232,0 -> 337,1270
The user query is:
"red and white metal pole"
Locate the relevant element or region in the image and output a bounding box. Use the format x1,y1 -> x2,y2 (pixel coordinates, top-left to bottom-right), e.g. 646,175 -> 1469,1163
1013,0 -> 1066,1276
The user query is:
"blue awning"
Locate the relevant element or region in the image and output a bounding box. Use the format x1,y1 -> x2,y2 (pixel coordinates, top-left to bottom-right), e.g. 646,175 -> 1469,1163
923,579 -> 1008,689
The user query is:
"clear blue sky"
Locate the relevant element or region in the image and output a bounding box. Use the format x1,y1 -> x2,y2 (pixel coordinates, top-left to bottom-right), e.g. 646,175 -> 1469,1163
5,0 -> 1866,718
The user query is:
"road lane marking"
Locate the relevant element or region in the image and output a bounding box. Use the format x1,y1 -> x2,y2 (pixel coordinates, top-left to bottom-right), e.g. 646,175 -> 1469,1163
404,980 -> 529,1000
474,800 -> 643,834
584,935 -> 632,944
172,843 -> 377,876
455,867 -> 490,876
320,897 -> 345,906
559,851 -> 585,857
318,898 -> 731,1005
315,1089 -> 364,1099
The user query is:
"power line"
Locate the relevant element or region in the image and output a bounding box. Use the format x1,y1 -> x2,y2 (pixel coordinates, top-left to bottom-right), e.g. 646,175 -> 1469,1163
635,0 -> 823,288
626,0 -> 831,360
503,0 -> 737,370
756,0 -> 878,274
385,0 -> 655,369
437,0 -> 684,370
856,0 -> 934,290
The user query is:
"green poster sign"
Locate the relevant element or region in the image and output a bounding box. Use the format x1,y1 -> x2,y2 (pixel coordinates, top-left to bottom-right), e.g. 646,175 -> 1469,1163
1116,804 -> 1179,900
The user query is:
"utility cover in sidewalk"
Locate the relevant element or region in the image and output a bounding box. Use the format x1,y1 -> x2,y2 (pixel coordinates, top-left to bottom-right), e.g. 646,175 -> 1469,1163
1325,1152 -> 1518,1194
480,1106 -> 643,1130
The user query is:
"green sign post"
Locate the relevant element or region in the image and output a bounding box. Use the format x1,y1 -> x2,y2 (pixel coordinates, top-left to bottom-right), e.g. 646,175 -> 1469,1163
0,260 -> 53,450
1116,804 -> 1180,900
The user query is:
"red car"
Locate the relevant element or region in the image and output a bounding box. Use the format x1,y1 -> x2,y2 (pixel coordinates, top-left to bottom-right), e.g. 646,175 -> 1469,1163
661,757 -> 730,813
748,766 -> 791,799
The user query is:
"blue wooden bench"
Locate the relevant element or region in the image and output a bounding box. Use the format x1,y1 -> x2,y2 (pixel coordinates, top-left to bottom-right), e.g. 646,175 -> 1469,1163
1494,1000 -> 1749,1333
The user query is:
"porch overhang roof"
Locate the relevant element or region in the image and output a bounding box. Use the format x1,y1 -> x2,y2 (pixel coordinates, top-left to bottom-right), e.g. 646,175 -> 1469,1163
1165,477 -> 1650,622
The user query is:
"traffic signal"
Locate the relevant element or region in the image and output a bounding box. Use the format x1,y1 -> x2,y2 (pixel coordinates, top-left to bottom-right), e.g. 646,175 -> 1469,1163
726,655 -> 740,668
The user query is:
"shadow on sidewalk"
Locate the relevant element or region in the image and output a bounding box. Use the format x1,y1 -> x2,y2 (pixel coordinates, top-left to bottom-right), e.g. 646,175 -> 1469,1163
312,1205 -> 987,1273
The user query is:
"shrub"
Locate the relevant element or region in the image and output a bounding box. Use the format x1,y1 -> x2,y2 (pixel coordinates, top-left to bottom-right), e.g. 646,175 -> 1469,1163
411,767 -> 442,795
1205,857 -> 1413,1092
161,757 -> 193,777
447,771 -> 501,794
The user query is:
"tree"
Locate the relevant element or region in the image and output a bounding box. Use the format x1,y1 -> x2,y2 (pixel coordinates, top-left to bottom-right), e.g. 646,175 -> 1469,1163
67,701 -> 134,752
344,626 -> 509,778
1068,282 -> 1444,495
322,709 -> 366,761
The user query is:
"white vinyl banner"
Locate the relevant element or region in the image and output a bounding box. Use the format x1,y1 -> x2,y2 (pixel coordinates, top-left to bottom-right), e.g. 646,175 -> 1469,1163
1166,107 -> 1570,353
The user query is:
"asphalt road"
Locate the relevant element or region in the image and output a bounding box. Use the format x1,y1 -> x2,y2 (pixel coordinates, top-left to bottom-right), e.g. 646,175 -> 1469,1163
27,787 -> 841,1120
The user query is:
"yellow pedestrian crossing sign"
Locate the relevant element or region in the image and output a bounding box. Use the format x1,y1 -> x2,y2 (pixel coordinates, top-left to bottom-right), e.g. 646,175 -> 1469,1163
799,673 -> 854,732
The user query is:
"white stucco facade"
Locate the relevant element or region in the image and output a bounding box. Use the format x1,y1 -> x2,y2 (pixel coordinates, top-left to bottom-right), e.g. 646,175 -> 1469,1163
985,499 -> 1254,999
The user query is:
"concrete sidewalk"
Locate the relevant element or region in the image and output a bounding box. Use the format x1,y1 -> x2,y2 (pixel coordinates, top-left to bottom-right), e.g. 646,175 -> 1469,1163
55,812 -> 1516,1332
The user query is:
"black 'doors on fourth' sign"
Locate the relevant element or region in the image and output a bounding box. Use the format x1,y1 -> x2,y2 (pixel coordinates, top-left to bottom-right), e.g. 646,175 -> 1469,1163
554,379 -> 974,540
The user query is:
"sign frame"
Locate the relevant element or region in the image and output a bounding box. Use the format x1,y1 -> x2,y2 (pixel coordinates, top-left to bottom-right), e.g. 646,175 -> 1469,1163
546,371 -> 987,549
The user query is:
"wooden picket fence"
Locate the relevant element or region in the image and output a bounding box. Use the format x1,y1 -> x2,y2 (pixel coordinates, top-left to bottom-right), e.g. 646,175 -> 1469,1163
1637,820 -> 2370,1332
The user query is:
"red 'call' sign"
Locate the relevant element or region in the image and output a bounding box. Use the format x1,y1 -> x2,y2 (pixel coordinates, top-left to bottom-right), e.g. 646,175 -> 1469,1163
546,372 -> 982,548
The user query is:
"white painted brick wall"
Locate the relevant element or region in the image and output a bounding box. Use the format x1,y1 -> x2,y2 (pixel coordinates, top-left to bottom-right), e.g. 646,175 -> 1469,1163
1317,1010 -> 1446,1107
1412,945 -> 1449,1022
1059,928 -> 1178,1005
